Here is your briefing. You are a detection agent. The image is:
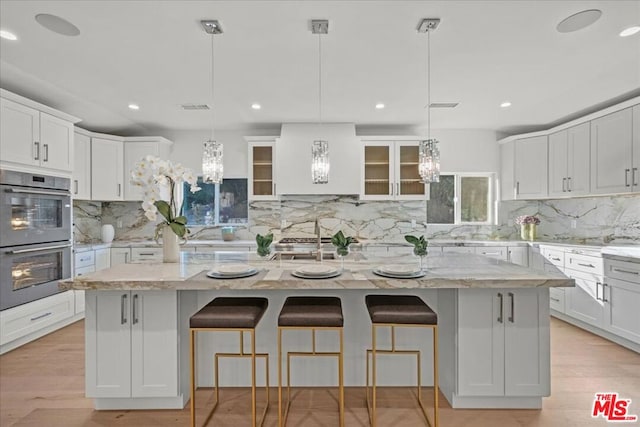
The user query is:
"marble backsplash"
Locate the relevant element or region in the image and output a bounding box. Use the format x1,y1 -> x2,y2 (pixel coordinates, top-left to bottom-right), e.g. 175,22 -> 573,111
74,193 -> 640,245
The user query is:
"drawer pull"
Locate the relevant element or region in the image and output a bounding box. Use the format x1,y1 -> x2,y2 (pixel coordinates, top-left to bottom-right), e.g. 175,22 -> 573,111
121,294 -> 128,325
613,268 -> 639,276
132,294 -> 139,325
576,262 -> 595,268
30,312 -> 52,321
508,292 -> 515,323
138,252 -> 156,256
550,297 -> 560,302
482,252 -> 501,256
497,293 -> 503,323
602,283 -> 608,303
551,257 -> 561,261
595,281 -> 601,301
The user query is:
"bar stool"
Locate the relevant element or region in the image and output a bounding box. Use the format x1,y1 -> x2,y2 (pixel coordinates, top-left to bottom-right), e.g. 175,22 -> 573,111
277,296 -> 345,427
189,297 -> 270,427
365,295 -> 438,427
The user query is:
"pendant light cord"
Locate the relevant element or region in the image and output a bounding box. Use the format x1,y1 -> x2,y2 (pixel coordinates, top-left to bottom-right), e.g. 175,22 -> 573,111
318,32 -> 322,137
210,34 -> 215,141
427,29 -> 431,141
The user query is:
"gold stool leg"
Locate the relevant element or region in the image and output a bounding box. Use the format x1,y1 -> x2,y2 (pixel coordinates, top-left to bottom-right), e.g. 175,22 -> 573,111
251,329 -> 257,427
372,324 -> 377,427
433,326 -> 439,427
190,329 -> 196,427
339,328 -> 345,427
278,327 -> 283,427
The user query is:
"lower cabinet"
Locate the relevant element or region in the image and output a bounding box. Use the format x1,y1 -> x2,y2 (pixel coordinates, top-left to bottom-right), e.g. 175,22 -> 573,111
457,288 -> 549,397
111,248 -> 131,266
603,258 -> 640,344
564,269 -> 605,328
85,290 -> 179,398
507,247 -> 529,267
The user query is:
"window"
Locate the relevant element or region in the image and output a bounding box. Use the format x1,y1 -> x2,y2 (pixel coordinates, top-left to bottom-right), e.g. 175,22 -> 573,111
427,174 -> 493,224
183,177 -> 248,226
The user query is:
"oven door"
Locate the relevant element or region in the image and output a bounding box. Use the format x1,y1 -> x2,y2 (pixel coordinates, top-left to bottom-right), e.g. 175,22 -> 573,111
0,184 -> 71,247
0,242 -> 72,311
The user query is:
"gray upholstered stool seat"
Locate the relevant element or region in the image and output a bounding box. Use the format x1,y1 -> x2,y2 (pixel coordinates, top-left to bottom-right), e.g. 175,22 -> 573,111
190,297 -> 270,427
277,296 -> 345,426
365,295 -> 437,325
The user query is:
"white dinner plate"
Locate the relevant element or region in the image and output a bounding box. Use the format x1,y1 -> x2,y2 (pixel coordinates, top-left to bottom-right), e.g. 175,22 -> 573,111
206,269 -> 259,279
291,270 -> 342,279
212,264 -> 257,276
372,269 -> 426,279
294,264 -> 339,276
378,264 -> 422,276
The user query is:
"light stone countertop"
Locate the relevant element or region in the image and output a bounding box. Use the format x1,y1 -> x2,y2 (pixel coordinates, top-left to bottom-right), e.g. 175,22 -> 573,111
60,251 -> 573,291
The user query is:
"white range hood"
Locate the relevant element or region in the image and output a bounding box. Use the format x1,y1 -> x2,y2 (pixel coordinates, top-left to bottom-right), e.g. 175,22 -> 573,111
276,123 -> 361,195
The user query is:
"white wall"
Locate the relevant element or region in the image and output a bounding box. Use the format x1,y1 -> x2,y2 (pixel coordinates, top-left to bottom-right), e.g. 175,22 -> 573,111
429,129 -> 499,173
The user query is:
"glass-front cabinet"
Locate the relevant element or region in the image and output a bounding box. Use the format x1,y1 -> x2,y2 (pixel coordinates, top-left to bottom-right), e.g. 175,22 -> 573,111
247,139 -> 277,200
361,139 -> 426,200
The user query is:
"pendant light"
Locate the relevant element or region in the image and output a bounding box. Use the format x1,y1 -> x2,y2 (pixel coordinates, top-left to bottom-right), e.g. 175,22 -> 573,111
311,20 -> 329,184
201,20 -> 224,184
418,18 -> 441,184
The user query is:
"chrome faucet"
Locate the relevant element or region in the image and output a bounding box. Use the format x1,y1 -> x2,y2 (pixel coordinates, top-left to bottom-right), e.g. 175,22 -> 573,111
314,217 -> 322,261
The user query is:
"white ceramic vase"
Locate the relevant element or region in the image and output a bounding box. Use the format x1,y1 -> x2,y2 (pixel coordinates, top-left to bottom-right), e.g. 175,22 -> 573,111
101,224 -> 115,243
161,225 -> 180,263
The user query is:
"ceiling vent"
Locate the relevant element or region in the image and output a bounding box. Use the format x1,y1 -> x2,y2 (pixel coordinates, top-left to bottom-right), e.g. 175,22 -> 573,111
430,102 -> 459,108
180,104 -> 210,110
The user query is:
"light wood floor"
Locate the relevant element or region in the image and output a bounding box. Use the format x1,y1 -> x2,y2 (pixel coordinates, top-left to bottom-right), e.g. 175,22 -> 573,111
1,318 -> 639,426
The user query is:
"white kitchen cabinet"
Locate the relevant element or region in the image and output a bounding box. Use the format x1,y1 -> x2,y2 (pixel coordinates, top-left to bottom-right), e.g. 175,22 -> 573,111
131,247 -> 164,262
0,96 -> 75,173
507,247 -> 529,267
441,246 -> 475,254
590,108 -> 635,194
457,288 -> 549,397
514,135 -> 548,199
74,247 -> 111,314
92,137 -> 124,200
633,105 -> 640,191
360,139 -> 426,200
563,251 -> 605,328
85,290 -> 179,398
95,248 -> 111,270
548,123 -> 590,197
123,137 -> 172,201
475,246 -> 508,261
603,258 -> 640,344
73,131 -> 91,199
111,248 -> 131,266
247,139 -> 277,200
499,141 -> 515,201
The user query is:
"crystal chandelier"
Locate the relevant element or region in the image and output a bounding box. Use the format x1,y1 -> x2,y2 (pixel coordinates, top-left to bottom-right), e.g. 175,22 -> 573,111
311,20 -> 329,184
201,20 -> 223,184
418,18 -> 441,184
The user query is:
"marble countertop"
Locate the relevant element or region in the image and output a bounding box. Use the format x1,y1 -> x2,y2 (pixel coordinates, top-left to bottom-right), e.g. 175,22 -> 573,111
60,252 -> 573,291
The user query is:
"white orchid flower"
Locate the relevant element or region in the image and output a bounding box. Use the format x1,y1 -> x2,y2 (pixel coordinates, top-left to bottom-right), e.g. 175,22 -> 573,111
190,184 -> 201,193
144,210 -> 157,221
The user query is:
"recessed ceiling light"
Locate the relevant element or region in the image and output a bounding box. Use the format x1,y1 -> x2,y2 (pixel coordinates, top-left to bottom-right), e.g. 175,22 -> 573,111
620,26 -> 640,37
128,104 -> 140,110
35,13 -> 80,36
0,30 -> 17,41
556,9 -> 602,33
500,101 -> 512,108
251,103 -> 261,110
375,103 -> 385,109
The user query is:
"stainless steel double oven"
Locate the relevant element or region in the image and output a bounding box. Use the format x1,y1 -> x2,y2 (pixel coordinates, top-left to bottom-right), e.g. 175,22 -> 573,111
0,169 -> 72,311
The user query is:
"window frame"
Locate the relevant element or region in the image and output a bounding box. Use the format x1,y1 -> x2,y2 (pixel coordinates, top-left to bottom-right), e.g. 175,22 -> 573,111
427,172 -> 495,225
180,177 -> 249,227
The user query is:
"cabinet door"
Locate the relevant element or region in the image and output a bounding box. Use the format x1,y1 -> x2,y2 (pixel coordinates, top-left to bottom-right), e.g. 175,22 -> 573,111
507,247 -> 529,267
39,112 -> 73,172
91,138 -> 124,200
499,141 -> 515,200
111,248 -> 130,266
590,108 -> 633,194
248,142 -> 277,200
564,270 -> 604,328
633,105 -> 640,191
457,289 -> 505,396
603,277 -> 640,344
395,142 -> 426,199
85,291 -> 132,398
0,98 -> 40,167
131,291 -> 178,397
73,132 -> 91,199
566,122 -> 590,195
548,130 -> 568,197
514,136 -> 548,199
124,142 -> 158,201
504,288 -> 550,396
95,248 -> 111,270
362,142 -> 393,199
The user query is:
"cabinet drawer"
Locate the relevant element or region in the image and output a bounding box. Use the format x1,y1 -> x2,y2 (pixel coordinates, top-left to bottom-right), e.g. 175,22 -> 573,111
0,291 -> 74,345
565,253 -> 603,275
75,250 -> 95,268
549,288 -> 565,313
541,247 -> 564,268
605,259 -> 640,283
75,265 -> 96,276
442,246 -> 475,254
131,247 -> 163,261
475,247 -> 508,260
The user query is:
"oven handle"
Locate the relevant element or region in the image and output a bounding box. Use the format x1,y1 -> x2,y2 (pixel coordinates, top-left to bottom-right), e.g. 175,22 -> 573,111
6,188 -> 70,197
7,243 -> 72,254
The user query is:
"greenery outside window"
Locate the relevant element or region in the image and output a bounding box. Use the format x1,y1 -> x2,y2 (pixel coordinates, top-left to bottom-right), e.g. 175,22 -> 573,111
427,174 -> 493,225
182,177 -> 248,226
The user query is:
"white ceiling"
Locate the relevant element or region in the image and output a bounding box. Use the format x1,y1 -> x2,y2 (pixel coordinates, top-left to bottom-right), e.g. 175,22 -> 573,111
1,0 -> 639,137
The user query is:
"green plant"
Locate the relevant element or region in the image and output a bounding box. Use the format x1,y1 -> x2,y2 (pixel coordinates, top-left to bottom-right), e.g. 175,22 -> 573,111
331,230 -> 355,256
256,233 -> 273,257
405,234 -> 428,256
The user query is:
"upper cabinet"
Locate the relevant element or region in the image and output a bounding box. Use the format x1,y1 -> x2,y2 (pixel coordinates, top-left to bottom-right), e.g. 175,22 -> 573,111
360,140 -> 426,200
499,141 -> 515,201
590,108 -> 636,194
548,122 -> 590,198
123,137 -> 172,201
514,136 -> 548,199
0,92 -> 79,174
247,139 -> 277,200
91,137 -> 124,201
73,131 -> 91,200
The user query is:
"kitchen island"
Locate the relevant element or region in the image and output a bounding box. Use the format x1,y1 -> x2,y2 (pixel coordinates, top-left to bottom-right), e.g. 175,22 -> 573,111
60,251 -> 573,411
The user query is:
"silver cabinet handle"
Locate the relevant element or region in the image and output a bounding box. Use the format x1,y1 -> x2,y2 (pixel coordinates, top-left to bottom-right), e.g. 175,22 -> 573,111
7,243 -> 71,254
74,180 -> 78,195
551,257 -> 561,261
602,283 -> 608,303
613,268 -> 639,275
132,294 -> 139,325
121,294 -> 128,324
634,168 -> 638,186
117,183 -> 121,197
562,178 -> 566,192
396,182 -> 399,196
516,181 -> 520,196
30,312 -> 52,321
497,293 -> 504,323
508,292 -> 515,323
482,252 -> 501,256
124,252 -> 129,263
595,281 -> 601,301
550,297 -> 560,302
43,143 -> 49,162
567,177 -> 572,192
138,252 -> 155,256
625,169 -> 631,187
6,187 -> 70,197
34,141 -> 40,160
577,262 -> 595,268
